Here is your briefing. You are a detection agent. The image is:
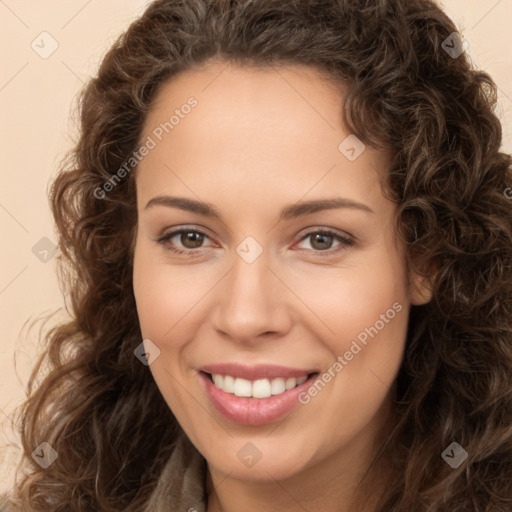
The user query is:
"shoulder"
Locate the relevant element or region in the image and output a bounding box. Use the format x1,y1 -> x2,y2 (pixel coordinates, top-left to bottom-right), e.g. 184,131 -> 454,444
143,429 -> 207,511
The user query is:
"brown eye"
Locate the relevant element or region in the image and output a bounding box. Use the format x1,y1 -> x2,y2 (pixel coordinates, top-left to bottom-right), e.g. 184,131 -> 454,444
156,228 -> 211,254
295,229 -> 354,255
309,232 -> 335,251
180,231 -> 205,249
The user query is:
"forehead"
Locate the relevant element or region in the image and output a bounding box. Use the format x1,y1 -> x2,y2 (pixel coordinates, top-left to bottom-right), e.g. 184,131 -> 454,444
149,59 -> 344,115
136,60 -> 392,209
143,60 -> 345,147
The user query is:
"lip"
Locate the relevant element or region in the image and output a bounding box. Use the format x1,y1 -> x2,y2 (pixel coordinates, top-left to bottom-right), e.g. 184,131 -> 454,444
199,363 -> 317,381
198,369 -> 319,426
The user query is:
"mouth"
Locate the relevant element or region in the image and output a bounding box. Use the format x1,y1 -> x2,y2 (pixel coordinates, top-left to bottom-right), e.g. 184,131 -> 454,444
201,371 -> 318,399
198,367 -> 320,426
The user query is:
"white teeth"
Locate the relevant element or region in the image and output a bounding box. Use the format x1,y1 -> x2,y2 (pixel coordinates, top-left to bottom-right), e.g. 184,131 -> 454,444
270,377 -> 286,395
223,375 -> 235,393
285,377 -> 296,390
210,373 -> 309,398
233,378 -> 252,397
252,379 -> 271,398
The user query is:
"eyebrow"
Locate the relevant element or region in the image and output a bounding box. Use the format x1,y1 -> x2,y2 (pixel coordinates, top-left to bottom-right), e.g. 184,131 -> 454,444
144,195 -> 374,219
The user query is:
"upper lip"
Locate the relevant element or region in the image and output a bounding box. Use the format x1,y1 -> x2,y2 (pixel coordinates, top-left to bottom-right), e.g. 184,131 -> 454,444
199,363 -> 318,381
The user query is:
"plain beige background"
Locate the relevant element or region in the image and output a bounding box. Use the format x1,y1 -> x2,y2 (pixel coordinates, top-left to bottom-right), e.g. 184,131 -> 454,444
1,0 -> 511,497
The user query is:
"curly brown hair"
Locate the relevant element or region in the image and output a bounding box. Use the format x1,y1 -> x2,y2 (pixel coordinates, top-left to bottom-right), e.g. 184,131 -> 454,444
6,0 -> 512,510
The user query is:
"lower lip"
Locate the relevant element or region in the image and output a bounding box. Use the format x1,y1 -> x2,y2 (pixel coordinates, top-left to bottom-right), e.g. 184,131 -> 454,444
199,372 -> 317,426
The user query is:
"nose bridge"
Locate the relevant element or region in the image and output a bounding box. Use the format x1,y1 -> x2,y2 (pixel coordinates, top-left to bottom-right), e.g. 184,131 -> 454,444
213,243 -> 291,340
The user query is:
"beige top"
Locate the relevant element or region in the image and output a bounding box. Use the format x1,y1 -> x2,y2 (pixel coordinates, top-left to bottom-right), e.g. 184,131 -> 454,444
0,430 -> 208,511
143,429 -> 207,512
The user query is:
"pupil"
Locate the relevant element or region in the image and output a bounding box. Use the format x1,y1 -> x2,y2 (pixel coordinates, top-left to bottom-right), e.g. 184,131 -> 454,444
313,233 -> 332,250
182,232 -> 203,248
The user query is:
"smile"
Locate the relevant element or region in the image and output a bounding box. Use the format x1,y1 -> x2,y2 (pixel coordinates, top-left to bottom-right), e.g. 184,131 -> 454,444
209,373 -> 308,398
198,363 -> 319,425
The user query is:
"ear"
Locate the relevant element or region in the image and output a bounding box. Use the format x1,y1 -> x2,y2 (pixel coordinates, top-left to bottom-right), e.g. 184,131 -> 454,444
409,270 -> 433,306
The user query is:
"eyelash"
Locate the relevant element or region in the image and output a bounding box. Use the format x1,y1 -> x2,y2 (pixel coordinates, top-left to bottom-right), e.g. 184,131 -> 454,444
155,227 -> 354,256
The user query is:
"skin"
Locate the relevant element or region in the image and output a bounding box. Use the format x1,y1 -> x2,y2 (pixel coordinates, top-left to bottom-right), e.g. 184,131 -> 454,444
132,59 -> 432,512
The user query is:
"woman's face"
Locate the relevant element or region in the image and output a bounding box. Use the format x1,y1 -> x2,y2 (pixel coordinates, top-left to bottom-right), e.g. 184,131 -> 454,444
133,60 -> 430,482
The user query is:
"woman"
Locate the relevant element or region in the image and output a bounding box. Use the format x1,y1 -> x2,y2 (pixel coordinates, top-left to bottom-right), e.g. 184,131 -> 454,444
2,0 -> 512,510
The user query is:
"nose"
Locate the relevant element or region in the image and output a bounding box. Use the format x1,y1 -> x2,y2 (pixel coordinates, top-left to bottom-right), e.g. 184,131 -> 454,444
211,247 -> 293,345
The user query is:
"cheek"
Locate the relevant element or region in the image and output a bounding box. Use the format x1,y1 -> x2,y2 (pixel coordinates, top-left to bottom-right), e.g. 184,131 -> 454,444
293,269 -> 408,452
132,241 -> 211,341
343,254 -> 409,367
132,242 -> 207,426
290,248 -> 409,353
302,248 -> 409,420
294,245 -> 410,426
